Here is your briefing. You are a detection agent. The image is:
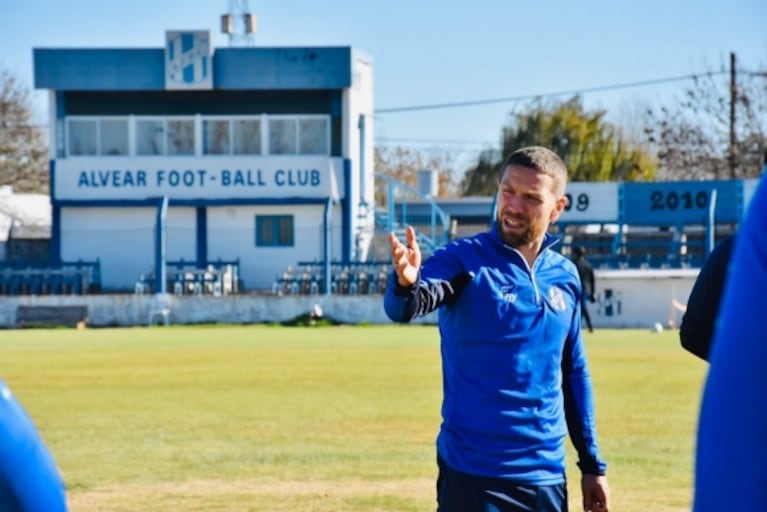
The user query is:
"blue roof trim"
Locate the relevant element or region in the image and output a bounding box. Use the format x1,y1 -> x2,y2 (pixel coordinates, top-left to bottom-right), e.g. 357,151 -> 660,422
52,197 -> 331,208
34,49 -> 165,90
213,47 -> 352,89
34,47 -> 354,91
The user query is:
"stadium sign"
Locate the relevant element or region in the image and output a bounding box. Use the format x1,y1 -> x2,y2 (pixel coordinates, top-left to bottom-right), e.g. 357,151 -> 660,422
559,182 -> 619,223
54,157 -> 344,201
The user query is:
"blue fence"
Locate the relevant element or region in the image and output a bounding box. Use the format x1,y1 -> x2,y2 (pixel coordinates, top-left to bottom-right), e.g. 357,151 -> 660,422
0,260 -> 101,296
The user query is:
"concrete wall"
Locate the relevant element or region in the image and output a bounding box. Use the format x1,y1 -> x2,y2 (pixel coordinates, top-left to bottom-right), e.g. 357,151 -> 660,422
0,269 -> 697,329
590,268 -> 697,329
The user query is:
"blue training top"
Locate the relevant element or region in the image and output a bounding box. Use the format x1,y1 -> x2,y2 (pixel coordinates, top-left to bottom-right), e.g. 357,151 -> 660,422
0,379 -> 68,511
694,176 -> 767,510
384,227 -> 606,484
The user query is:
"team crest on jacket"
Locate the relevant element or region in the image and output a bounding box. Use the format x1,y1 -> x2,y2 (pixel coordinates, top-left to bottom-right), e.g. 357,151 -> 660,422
548,286 -> 567,311
499,285 -> 518,303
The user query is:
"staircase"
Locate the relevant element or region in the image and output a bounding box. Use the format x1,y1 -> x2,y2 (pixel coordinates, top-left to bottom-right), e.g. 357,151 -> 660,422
372,173 -> 451,261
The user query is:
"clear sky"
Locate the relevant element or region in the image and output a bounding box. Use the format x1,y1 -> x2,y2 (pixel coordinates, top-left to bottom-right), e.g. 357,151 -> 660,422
1,0 -> 765,170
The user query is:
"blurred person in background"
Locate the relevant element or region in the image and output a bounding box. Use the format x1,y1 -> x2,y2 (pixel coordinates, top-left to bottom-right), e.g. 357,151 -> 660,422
571,246 -> 596,333
679,234 -> 736,361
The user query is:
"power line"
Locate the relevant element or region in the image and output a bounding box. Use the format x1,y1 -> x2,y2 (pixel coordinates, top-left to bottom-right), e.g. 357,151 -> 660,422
375,137 -> 496,147
374,71 -> 734,114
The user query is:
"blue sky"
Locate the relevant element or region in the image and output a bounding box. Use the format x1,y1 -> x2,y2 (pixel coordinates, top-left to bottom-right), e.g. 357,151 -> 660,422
1,0 -> 765,170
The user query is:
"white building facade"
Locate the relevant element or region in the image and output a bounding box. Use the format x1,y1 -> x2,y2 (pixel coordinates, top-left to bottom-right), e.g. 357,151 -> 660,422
35,32 -> 375,292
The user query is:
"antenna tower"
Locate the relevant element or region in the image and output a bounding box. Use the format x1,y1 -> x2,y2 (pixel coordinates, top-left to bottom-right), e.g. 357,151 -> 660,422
221,0 -> 257,47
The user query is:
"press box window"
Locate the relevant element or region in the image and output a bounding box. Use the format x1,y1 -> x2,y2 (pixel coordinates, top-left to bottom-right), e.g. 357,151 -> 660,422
136,118 -> 194,156
203,119 -> 230,155
67,118 -> 128,156
255,215 -> 294,247
67,119 -> 97,156
268,116 -> 329,155
99,119 -> 129,156
233,119 -> 261,155
203,117 -> 262,155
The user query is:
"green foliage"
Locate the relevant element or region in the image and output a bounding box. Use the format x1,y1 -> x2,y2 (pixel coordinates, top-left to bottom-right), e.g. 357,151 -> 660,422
1,326 -> 704,511
462,96 -> 657,196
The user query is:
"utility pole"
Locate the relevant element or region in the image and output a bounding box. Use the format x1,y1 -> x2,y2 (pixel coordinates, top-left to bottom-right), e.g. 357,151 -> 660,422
729,51 -> 737,179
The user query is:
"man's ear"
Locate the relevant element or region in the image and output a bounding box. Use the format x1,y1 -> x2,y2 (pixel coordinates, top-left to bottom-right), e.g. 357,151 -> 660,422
550,195 -> 568,223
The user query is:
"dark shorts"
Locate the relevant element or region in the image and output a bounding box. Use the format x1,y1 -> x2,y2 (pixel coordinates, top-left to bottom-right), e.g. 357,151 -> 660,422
436,455 -> 568,512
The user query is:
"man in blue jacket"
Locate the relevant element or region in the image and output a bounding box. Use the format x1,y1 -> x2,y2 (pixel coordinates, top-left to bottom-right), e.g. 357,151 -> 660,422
384,146 -> 609,512
694,175 -> 767,510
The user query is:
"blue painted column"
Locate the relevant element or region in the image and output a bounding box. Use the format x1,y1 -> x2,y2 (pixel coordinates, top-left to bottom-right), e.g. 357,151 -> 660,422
323,197 -> 333,295
49,160 -> 61,265
154,196 -> 169,293
196,207 -> 207,267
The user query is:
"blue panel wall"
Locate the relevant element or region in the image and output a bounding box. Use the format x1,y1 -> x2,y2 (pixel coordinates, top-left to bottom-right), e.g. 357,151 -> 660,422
213,47 -> 352,89
34,49 -> 165,90
621,180 -> 742,225
35,47 -> 353,91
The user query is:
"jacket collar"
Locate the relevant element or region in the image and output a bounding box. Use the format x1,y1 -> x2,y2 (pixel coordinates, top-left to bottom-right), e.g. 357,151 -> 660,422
488,222 -> 561,259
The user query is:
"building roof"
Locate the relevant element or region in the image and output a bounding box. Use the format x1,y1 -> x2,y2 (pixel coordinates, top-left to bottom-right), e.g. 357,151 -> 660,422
34,46 -> 366,91
0,187 -> 52,241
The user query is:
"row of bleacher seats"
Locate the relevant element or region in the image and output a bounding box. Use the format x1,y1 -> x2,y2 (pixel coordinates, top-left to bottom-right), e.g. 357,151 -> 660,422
446,215 -> 739,269
562,228 -> 735,269
0,261 -> 101,296
134,259 -> 240,296
272,261 -> 392,296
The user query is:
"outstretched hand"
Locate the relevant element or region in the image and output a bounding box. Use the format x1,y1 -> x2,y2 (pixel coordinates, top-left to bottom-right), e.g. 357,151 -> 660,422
389,226 -> 421,287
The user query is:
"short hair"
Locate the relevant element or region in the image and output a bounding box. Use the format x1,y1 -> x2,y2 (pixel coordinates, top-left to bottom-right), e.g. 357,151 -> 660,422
502,146 -> 568,197
573,246 -> 586,258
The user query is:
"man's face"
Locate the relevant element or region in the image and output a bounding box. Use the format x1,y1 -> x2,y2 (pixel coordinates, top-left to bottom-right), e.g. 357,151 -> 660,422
495,165 -> 566,248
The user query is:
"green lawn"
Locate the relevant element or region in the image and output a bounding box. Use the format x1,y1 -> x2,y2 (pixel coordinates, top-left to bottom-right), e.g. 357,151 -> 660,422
0,325 -> 707,511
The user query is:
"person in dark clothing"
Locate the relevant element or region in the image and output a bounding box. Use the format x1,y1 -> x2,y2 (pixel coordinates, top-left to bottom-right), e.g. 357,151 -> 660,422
679,235 -> 736,361
572,246 -> 596,333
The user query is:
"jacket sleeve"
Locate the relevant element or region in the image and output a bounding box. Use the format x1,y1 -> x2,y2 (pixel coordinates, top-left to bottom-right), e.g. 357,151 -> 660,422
383,271 -> 473,323
383,243 -> 472,323
562,303 -> 607,475
679,236 -> 735,361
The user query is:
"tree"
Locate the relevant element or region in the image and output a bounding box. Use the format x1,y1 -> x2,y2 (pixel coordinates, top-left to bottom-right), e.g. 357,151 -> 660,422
460,149 -> 502,197
0,69 -> 49,193
374,145 -> 459,204
644,55 -> 767,180
461,96 -> 657,196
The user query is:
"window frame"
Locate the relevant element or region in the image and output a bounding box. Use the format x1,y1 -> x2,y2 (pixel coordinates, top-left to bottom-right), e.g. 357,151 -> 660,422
64,114 -> 330,158
255,214 -> 295,247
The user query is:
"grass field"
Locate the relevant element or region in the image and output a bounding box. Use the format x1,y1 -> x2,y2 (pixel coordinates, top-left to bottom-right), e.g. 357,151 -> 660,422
0,325 -> 707,511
